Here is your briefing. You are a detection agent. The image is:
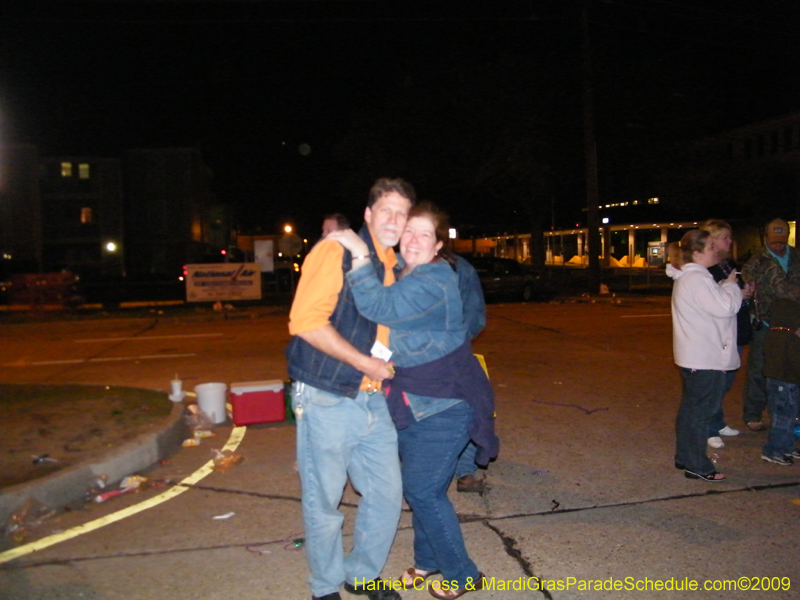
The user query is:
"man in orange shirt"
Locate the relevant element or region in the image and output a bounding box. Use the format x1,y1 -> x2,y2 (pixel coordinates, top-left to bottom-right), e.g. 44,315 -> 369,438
286,178 -> 414,600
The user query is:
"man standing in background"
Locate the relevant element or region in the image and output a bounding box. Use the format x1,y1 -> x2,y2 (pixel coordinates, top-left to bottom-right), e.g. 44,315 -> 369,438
741,218 -> 800,431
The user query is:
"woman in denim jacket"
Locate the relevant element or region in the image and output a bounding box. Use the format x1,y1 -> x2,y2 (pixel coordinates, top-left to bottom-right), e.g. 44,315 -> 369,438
328,202 -> 496,600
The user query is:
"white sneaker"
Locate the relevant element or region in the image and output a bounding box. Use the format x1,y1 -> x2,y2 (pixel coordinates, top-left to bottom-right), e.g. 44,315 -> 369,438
708,436 -> 725,449
719,426 -> 739,437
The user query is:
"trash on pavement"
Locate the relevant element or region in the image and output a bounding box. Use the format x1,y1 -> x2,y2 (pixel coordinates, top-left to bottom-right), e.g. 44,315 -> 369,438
94,475 -> 148,503
211,448 -> 244,473
246,534 -> 305,555
4,499 -> 57,543
186,404 -> 214,431
31,454 -> 59,464
213,512 -> 235,520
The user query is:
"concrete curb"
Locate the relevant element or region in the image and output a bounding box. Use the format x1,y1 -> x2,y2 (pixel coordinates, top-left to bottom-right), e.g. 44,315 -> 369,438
0,401 -> 189,525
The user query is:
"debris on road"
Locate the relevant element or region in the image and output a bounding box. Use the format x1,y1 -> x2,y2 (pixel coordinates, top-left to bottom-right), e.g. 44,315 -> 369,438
211,449 -> 244,473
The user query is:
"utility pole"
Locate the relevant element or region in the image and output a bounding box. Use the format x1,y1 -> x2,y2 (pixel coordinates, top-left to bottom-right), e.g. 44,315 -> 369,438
582,1 -> 601,293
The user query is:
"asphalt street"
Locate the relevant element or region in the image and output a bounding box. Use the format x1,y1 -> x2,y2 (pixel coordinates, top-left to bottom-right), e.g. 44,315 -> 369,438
0,299 -> 797,600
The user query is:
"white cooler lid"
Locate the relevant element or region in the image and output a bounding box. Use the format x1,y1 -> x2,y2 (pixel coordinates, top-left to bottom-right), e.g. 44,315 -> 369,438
229,380 -> 284,394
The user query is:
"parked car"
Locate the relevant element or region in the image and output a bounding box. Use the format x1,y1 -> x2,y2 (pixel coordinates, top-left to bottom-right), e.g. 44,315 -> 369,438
458,255 -> 542,302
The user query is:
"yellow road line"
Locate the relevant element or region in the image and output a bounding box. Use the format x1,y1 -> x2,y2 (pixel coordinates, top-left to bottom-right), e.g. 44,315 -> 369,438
0,421 -> 246,564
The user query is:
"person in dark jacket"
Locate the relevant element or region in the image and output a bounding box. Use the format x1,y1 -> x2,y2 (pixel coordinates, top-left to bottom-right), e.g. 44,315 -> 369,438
451,255 -> 490,494
759,298 -> 800,465
328,201 -> 496,600
741,218 -> 800,431
700,220 -> 755,449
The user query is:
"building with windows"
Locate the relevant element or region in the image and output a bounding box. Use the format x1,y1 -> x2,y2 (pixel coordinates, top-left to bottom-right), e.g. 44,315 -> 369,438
1,145 -> 216,286
39,156 -> 125,279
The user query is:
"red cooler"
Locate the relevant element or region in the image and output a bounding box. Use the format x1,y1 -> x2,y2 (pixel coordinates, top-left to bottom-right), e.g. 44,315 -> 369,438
230,380 -> 285,426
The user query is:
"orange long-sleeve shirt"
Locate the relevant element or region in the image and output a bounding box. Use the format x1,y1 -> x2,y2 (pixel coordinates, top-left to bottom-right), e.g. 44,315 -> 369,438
288,231 -> 397,391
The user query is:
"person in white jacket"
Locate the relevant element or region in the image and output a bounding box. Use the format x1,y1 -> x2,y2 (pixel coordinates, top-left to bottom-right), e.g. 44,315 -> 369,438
667,229 -> 741,482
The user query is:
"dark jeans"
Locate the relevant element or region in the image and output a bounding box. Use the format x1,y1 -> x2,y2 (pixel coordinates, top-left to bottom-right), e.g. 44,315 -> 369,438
454,441 -> 478,479
762,379 -> 800,458
743,329 -> 768,424
398,401 -> 480,589
708,347 -> 743,437
676,368 -> 726,474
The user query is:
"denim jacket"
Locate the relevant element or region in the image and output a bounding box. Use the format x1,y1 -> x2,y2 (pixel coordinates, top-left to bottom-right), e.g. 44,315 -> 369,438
454,255 -> 486,340
347,259 -> 469,419
347,260 -> 468,367
286,227 -> 401,398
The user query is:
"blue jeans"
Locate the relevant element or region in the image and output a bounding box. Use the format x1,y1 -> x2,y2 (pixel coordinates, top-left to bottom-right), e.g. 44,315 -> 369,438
398,401 -> 480,589
676,368 -> 726,474
708,346 -> 743,437
293,382 -> 403,597
743,329 -> 768,423
762,379 -> 800,458
454,441 -> 478,479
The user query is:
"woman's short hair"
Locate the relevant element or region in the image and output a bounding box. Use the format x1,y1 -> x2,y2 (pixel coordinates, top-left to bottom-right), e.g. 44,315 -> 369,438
679,229 -> 711,264
407,201 -> 455,265
699,219 -> 731,237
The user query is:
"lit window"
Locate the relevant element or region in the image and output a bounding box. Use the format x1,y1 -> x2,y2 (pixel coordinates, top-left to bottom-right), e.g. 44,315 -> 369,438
61,162 -> 73,177
78,163 -> 90,179
80,207 -> 93,224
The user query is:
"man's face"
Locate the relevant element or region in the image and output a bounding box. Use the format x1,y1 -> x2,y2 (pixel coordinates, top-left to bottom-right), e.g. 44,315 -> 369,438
768,240 -> 787,257
321,218 -> 338,238
364,191 -> 411,249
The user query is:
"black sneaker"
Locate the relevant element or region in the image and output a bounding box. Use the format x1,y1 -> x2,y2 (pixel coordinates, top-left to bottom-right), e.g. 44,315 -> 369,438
343,579 -> 401,600
761,454 -> 792,466
312,594 -> 342,600
784,449 -> 800,460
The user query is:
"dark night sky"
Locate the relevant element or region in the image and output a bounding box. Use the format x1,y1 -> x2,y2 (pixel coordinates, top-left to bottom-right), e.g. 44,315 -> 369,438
1,0 -> 797,237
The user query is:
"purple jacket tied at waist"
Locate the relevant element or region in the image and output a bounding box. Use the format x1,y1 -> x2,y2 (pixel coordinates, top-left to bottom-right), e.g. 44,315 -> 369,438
386,341 -> 499,466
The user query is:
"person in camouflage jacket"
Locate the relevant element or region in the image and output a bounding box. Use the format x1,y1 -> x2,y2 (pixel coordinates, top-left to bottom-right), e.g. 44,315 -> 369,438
740,218 -> 800,431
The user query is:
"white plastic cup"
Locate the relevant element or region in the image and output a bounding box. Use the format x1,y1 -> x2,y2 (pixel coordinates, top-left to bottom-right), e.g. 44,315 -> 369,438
195,382 -> 228,424
171,379 -> 183,396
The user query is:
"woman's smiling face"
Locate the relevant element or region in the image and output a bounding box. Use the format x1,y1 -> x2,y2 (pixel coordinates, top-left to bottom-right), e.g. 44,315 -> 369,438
400,216 -> 443,271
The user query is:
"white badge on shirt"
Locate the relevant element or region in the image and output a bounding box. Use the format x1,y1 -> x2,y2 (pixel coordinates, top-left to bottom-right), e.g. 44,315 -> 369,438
370,340 -> 393,361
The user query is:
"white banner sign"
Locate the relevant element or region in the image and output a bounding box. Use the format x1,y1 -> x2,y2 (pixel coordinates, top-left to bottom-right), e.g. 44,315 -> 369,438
185,263 -> 262,302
